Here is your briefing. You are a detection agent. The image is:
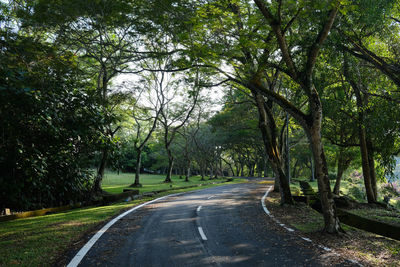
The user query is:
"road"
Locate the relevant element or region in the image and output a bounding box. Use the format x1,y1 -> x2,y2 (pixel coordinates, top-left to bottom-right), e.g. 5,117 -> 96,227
68,181 -> 355,266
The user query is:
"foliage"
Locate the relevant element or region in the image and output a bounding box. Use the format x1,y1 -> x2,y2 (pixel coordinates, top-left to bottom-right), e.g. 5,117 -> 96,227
0,31 -> 104,210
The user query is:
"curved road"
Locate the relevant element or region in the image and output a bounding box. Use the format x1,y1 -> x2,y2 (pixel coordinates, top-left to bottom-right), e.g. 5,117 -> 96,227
68,181 -> 356,266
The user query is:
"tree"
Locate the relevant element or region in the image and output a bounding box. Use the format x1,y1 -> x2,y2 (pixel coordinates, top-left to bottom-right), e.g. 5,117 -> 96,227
0,30 -> 103,210
123,70 -> 165,187
22,0 -> 149,193
157,65 -> 201,183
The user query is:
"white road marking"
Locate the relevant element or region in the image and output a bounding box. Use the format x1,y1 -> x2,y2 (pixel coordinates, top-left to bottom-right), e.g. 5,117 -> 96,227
301,237 -> 312,242
197,206 -> 202,212
198,227 -> 208,240
67,193 -> 182,267
318,245 -> 332,252
283,226 -> 295,232
207,195 -> 214,199
261,187 -> 272,215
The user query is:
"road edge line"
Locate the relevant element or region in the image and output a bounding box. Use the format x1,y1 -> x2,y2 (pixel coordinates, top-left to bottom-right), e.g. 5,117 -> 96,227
261,186 -> 363,267
67,192 -> 182,267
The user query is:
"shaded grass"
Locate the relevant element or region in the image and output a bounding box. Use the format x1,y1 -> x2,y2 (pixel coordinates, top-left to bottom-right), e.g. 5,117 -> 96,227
347,208 -> 400,227
102,172 -> 234,194
289,177 -> 352,196
0,178 -> 244,267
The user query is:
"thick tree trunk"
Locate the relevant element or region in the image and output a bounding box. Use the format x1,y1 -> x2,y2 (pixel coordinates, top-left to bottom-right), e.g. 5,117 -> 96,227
93,148 -> 108,193
273,176 -> 280,192
308,89 -> 343,234
309,155 -> 315,182
254,92 -> 293,204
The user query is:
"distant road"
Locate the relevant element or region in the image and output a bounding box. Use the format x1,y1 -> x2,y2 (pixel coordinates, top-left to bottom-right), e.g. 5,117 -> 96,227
69,181 -> 355,266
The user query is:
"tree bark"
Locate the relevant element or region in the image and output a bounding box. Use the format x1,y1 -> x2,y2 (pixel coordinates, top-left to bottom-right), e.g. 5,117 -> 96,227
333,148 -> 352,195
254,92 -> 293,204
366,139 -> 378,199
307,88 -> 343,233
353,84 -> 376,203
333,150 -> 345,195
165,148 -> 174,183
185,161 -> 191,182
93,148 -> 108,193
131,149 -> 142,187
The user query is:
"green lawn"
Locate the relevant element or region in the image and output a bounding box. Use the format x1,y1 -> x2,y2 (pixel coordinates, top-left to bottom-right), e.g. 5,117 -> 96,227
102,171 -> 235,194
0,173 -> 244,266
290,177 -> 353,197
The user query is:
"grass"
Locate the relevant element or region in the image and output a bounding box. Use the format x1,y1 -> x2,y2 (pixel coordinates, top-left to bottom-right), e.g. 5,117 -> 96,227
346,208 -> 400,227
0,173 -> 245,266
289,177 -> 352,196
102,171 -> 235,194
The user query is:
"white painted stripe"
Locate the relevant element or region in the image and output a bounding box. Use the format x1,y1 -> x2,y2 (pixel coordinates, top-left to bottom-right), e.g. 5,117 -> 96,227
198,227 -> 207,240
301,237 -> 312,242
197,206 -> 202,212
283,226 -> 295,232
67,193 -> 181,267
260,186 -> 272,215
318,245 -> 332,252
261,186 -> 363,266
207,195 -> 214,199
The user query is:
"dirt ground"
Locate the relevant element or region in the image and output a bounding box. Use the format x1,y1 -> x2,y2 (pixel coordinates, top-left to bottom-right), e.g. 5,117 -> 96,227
265,191 -> 400,267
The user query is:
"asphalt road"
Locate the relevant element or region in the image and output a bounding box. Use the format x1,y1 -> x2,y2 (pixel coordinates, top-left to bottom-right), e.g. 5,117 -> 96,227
69,181 -> 356,267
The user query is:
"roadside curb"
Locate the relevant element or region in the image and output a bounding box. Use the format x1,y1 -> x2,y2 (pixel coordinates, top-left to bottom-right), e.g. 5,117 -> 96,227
261,186 -> 363,267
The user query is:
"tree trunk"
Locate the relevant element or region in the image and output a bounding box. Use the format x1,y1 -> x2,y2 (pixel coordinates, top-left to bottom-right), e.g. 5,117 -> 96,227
200,163 -> 205,180
366,139 -> 378,200
264,156 -> 269,177
333,148 -> 352,195
164,149 -> 174,183
346,70 -> 377,203
273,176 -> 280,192
310,155 -> 315,182
131,149 -> 143,187
254,92 -> 293,204
333,152 -> 345,195
308,88 -> 343,233
93,148 -> 108,193
185,160 -> 191,182
354,93 -> 376,203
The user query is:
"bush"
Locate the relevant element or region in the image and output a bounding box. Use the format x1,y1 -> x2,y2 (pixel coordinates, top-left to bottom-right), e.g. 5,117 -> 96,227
0,33 -> 104,211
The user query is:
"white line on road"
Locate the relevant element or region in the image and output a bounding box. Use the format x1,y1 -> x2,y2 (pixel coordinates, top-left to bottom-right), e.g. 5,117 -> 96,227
198,227 -> 208,240
67,193 -> 182,267
261,186 -> 363,266
207,195 -> 214,199
197,206 -> 202,212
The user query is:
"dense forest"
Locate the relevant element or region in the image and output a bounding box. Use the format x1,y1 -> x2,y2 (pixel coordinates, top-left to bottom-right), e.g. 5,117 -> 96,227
1,0 -> 400,234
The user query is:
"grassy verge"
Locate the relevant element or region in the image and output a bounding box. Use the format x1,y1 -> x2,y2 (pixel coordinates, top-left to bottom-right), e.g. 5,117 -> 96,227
0,177 -> 244,267
265,191 -> 400,266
